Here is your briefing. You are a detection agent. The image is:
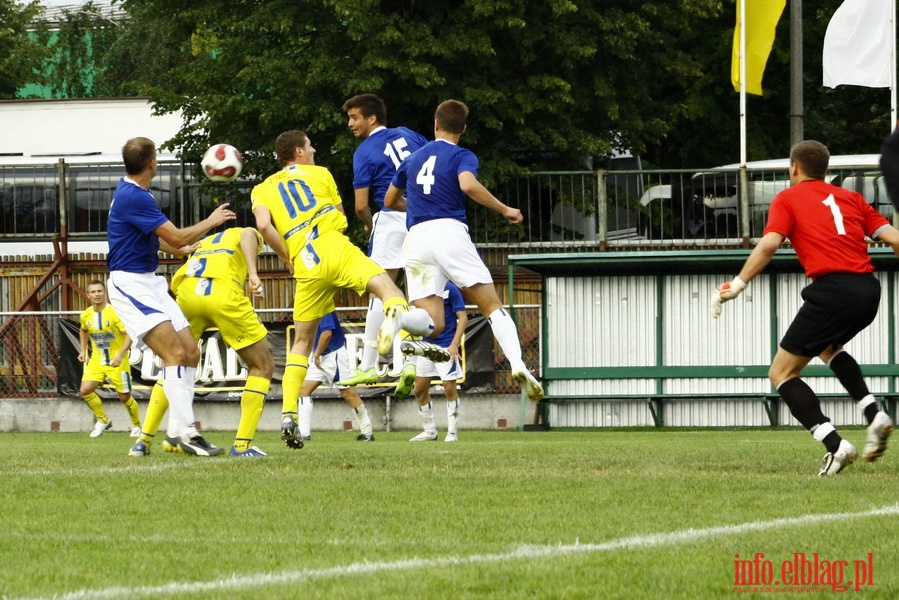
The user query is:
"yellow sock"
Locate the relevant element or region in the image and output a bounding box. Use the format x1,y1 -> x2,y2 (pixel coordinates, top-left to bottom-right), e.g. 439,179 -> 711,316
382,296 -> 410,313
139,382 -> 169,445
83,392 -> 108,422
282,353 -> 308,416
122,396 -> 141,427
382,297 -> 414,340
234,376 -> 270,451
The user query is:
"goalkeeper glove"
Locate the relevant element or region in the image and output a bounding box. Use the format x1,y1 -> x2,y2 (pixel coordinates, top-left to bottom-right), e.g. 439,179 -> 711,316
710,276 -> 747,319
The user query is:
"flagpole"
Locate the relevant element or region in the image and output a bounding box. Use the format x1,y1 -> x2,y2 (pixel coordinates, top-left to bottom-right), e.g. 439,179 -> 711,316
739,0 -> 747,166
892,0 -> 897,128
738,0 -> 750,245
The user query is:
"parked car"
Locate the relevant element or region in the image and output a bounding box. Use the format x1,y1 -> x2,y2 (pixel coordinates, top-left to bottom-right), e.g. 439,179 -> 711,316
640,155 -> 886,240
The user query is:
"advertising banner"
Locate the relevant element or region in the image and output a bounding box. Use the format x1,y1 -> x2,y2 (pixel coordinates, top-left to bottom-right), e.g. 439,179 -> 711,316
58,315 -> 496,401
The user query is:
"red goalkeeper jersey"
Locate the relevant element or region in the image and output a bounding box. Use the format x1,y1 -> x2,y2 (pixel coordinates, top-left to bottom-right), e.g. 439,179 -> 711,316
763,179 -> 888,279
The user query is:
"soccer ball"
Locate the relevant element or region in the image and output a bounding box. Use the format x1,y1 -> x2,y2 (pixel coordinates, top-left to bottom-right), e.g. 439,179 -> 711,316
201,143 -> 244,183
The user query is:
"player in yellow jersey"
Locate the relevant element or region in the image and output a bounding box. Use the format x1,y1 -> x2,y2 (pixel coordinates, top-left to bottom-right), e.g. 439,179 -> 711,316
251,129 -> 447,449
78,280 -> 142,438
128,227 -> 275,457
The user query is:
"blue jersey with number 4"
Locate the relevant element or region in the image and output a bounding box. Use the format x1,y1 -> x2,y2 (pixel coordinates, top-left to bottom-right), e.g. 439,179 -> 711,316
353,126 -> 427,211
392,139 -> 478,228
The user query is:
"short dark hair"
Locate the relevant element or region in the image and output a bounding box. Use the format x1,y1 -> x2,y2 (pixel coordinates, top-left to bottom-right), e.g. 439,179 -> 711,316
122,137 -> 156,175
435,100 -> 468,135
790,140 -> 830,180
342,94 -> 387,124
274,130 -> 309,166
87,279 -> 105,289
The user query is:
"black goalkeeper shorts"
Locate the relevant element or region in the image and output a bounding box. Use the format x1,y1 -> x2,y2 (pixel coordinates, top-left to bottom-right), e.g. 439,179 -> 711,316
780,272 -> 881,358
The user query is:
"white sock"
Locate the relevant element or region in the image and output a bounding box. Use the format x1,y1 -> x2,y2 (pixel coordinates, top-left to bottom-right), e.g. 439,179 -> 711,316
162,366 -> 197,439
488,307 -> 526,372
857,394 -> 876,413
354,403 -> 373,436
400,307 -> 435,337
811,422 -> 836,442
361,298 -> 385,371
447,399 -> 459,435
298,396 -> 313,438
419,402 -> 436,433
184,366 -> 199,438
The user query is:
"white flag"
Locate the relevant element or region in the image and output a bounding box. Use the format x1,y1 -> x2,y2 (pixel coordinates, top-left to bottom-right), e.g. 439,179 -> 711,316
822,0 -> 892,88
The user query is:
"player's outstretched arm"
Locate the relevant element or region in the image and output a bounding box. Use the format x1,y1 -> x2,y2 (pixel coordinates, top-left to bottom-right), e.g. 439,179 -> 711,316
873,224 -> 899,257
158,239 -> 198,256
710,232 -> 783,319
155,203 -> 236,249
459,171 -> 523,224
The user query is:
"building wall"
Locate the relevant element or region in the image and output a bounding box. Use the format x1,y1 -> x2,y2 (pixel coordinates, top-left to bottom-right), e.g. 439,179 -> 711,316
0,98 -> 183,157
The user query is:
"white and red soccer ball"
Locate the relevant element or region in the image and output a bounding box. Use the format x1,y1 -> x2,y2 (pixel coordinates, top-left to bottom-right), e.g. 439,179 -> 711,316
201,143 -> 244,183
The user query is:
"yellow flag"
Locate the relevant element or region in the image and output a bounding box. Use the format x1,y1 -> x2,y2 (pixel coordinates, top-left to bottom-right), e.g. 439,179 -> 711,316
731,0 -> 786,95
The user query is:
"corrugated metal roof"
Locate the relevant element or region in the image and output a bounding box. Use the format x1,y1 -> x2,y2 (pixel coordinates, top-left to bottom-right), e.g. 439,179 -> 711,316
38,0 -> 127,23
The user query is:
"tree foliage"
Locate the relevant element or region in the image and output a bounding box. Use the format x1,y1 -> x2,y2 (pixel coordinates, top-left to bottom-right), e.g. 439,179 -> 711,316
110,0 -> 727,183
29,0 -> 893,180
643,0 -> 893,168
33,1 -> 121,98
0,0 -> 50,98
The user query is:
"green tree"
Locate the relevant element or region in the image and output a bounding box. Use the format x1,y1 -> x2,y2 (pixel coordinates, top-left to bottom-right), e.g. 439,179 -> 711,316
32,2 -> 122,98
110,0 -> 727,182
18,1 -> 892,173
0,0 -> 50,98
643,0 -> 893,169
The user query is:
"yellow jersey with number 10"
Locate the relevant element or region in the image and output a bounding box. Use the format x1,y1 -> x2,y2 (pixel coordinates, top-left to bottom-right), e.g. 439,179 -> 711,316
250,164 -> 348,263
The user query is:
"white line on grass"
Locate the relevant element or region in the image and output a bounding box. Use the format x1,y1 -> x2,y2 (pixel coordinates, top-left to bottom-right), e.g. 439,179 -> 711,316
10,459 -> 237,477
16,503 -> 899,600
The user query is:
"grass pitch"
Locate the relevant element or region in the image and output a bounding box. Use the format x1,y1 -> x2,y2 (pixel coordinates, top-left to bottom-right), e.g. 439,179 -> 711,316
1,428 -> 897,599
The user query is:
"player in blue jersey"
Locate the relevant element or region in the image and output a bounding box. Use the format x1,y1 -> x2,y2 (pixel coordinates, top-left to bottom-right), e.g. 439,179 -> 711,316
339,94 -> 431,396
107,136 -> 236,457
410,282 -> 467,442
385,100 -> 544,402
297,310 -> 376,442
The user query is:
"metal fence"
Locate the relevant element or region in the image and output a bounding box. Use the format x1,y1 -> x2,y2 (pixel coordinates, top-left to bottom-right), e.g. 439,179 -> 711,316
0,306 -> 542,400
1,156 -> 890,253
470,159 -> 890,250
0,158 -> 197,238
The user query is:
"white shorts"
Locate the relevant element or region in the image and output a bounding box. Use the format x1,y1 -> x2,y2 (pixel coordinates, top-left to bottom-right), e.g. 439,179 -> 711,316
368,210 -> 407,270
403,218 -> 492,302
107,271 -> 189,351
415,354 -> 463,381
305,346 -> 352,389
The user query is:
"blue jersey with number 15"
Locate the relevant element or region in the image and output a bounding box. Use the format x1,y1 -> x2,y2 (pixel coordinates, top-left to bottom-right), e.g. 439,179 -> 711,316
352,126 -> 427,211
392,139 -> 478,229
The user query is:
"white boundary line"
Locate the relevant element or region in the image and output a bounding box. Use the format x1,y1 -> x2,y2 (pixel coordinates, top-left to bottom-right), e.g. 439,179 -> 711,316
16,503 -> 899,600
